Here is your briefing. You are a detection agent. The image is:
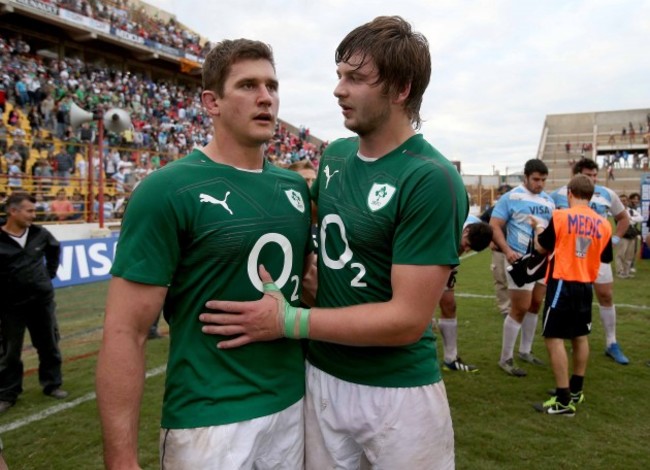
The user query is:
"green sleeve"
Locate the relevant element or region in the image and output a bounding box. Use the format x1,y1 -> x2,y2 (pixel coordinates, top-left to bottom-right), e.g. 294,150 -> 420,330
393,163 -> 467,266
111,172 -> 181,286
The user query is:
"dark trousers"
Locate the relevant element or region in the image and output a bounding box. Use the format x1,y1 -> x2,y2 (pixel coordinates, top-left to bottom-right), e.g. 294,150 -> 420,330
0,300 -> 63,402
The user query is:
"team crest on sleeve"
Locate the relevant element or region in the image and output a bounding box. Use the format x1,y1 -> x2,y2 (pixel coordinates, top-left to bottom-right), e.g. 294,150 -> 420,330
367,183 -> 396,212
285,189 -> 305,213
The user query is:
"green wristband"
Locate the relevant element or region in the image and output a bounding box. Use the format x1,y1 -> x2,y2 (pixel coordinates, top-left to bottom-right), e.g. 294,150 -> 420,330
298,307 -> 311,338
263,280 -> 310,339
283,304 -> 299,338
283,305 -> 311,339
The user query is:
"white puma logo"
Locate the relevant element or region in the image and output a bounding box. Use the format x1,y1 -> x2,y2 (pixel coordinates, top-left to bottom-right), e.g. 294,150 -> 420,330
200,192 -> 233,215
324,165 -> 339,189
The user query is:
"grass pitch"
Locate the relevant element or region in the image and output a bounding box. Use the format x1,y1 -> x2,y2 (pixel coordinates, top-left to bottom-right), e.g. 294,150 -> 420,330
1,250 -> 649,469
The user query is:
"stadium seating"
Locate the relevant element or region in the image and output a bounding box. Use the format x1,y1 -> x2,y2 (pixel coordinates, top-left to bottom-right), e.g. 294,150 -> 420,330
538,110 -> 650,194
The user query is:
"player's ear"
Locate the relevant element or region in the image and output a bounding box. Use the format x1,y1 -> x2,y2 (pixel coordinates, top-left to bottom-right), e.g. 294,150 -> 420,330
393,82 -> 411,106
201,90 -> 220,116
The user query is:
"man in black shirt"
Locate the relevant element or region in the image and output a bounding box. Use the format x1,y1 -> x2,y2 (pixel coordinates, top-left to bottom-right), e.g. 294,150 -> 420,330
0,192 -> 68,413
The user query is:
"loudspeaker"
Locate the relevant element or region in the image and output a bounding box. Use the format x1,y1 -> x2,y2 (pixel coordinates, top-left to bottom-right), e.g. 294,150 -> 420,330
103,108 -> 132,134
70,104 -> 132,134
70,102 -> 94,129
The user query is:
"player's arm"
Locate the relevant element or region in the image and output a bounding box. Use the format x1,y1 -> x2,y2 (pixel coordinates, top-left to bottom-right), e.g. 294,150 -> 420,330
201,262 -> 450,348
533,217 -> 555,254
96,277 -> 167,470
613,210 -> 630,240
44,231 -> 61,279
609,192 -> 630,241
601,237 -> 614,263
489,216 -> 519,263
307,263 -> 449,346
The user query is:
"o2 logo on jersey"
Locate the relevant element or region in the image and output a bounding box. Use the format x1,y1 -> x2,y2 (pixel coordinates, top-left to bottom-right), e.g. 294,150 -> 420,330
247,233 -> 300,301
320,214 -> 367,287
367,183 -> 396,212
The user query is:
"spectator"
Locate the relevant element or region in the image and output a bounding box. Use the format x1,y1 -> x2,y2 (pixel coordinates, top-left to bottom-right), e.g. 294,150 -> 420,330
8,134 -> 28,172
69,192 -> 85,220
0,192 -> 68,415
40,93 -> 55,130
0,121 -> 7,155
6,109 -> 19,127
33,192 -> 50,221
104,149 -> 121,179
54,149 -> 74,186
615,193 -> 644,279
49,189 -> 73,221
76,154 -> 88,180
0,82 -> 5,115
14,76 -> 28,107
54,101 -> 67,138
33,158 -> 54,193
93,193 -> 114,221
7,157 -> 23,189
480,184 -> 513,316
111,166 -> 128,193
28,105 -> 41,136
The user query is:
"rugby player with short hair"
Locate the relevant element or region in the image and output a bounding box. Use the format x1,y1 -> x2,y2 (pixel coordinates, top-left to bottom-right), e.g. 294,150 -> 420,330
201,16 -> 466,469
96,39 -> 313,469
490,159 -> 555,377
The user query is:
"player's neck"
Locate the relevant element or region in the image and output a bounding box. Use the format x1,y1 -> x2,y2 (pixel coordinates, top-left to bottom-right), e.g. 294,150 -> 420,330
357,115 -> 415,159
200,138 -> 264,170
569,199 -> 590,208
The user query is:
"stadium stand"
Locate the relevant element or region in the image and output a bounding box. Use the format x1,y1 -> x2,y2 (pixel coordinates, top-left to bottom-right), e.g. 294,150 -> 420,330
536,109 -> 650,194
0,1 -> 325,221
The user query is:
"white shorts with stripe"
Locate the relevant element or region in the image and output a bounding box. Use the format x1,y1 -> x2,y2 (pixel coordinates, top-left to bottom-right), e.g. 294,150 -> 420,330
304,362 -> 454,469
160,399 -> 304,470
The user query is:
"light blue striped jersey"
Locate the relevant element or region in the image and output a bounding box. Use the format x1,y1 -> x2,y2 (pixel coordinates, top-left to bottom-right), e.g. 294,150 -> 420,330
550,184 -> 625,217
492,184 -> 555,255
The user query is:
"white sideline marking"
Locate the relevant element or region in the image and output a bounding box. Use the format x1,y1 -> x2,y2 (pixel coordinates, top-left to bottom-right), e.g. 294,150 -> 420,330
0,365 -> 166,434
454,292 -> 650,310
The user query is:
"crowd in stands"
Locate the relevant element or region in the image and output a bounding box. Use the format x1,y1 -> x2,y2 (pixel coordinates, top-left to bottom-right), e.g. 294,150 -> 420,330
52,0 -> 211,57
0,30 -> 323,222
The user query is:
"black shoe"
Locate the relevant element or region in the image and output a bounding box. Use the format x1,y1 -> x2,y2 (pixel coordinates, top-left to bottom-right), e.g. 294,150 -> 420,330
45,388 -> 69,399
546,388 -> 584,405
0,401 -> 14,413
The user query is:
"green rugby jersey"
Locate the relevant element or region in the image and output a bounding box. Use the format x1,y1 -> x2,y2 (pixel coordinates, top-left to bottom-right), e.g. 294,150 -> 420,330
309,134 -> 468,387
111,149 -> 311,429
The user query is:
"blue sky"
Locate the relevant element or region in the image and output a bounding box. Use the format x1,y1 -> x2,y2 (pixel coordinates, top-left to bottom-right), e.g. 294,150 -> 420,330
144,0 -> 650,175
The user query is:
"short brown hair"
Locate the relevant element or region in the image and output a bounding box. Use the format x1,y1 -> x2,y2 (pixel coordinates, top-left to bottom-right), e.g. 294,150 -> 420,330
335,16 -> 431,130
568,174 -> 594,201
202,39 -> 275,97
